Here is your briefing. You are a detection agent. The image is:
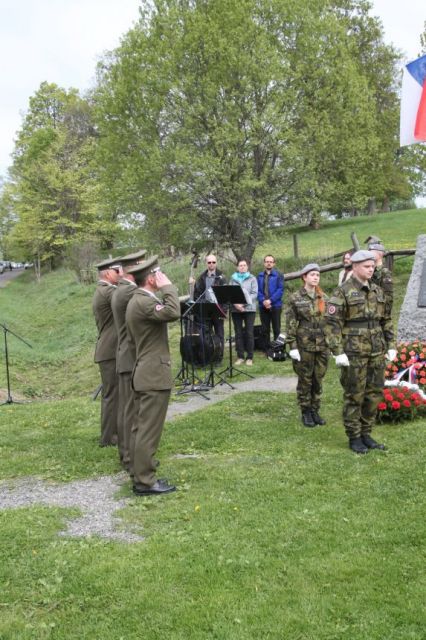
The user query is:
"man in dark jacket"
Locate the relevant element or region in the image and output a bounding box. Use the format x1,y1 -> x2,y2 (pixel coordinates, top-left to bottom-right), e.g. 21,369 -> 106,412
257,255 -> 284,346
191,254 -> 227,350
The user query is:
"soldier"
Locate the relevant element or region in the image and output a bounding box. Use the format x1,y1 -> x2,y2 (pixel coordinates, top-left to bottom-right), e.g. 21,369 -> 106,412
126,256 -> 180,496
111,249 -> 146,471
286,263 -> 329,427
325,250 -> 396,454
92,257 -> 122,446
368,242 -> 394,316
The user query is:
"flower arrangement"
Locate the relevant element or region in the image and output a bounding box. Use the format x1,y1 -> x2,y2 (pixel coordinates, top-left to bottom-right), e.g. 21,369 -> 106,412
377,385 -> 426,423
385,340 -> 426,391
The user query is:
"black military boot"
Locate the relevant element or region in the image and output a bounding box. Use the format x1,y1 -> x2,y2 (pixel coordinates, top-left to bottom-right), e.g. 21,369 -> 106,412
311,409 -> 326,425
362,435 -> 386,450
301,409 -> 316,427
349,437 -> 369,454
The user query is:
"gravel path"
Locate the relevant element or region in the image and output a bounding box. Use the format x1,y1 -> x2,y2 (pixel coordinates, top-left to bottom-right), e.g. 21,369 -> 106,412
0,374 -> 296,543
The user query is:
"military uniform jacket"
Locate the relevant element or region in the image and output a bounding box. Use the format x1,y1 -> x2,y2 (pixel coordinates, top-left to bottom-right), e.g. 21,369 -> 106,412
325,277 -> 395,357
111,278 -> 138,373
126,284 -> 180,391
371,265 -> 393,314
286,287 -> 329,352
92,281 -> 118,363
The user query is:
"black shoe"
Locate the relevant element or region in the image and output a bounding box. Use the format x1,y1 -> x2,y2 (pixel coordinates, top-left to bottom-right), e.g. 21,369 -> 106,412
301,410 -> 316,427
311,409 -> 326,425
362,435 -> 386,450
349,437 -> 369,454
133,479 -> 176,496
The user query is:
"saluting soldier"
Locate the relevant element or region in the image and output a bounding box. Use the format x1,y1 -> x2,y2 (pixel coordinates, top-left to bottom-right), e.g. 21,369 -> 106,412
286,263 -> 329,427
325,250 -> 396,454
368,242 -> 394,316
126,256 -> 181,496
111,249 -> 146,471
92,258 -> 122,446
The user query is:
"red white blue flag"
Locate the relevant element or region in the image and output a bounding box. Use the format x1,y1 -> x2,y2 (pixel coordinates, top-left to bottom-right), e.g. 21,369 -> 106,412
400,53 -> 426,146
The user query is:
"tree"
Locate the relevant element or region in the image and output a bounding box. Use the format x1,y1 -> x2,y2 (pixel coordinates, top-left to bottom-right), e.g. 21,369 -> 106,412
94,0 -> 408,259
6,82 -> 115,276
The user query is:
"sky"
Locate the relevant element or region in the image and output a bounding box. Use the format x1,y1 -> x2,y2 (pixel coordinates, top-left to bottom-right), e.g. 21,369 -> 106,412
0,0 -> 425,179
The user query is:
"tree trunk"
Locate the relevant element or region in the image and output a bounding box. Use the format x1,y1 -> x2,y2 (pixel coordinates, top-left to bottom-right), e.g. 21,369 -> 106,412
367,198 -> 376,215
381,195 -> 390,212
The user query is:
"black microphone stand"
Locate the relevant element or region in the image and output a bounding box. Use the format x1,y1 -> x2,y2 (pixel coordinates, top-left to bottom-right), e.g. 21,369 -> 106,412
0,322 -> 33,405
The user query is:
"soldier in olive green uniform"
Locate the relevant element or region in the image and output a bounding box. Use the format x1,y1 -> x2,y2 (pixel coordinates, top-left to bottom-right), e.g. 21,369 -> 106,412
368,242 -> 393,316
92,258 -> 122,446
111,249 -> 146,471
126,256 -> 180,496
286,263 -> 329,427
325,250 -> 396,454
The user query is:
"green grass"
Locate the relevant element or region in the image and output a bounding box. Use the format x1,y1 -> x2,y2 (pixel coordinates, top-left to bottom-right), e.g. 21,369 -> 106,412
0,210 -> 425,638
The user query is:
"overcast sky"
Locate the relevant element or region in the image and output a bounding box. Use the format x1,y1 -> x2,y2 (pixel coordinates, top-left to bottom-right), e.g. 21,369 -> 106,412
0,0 -> 425,178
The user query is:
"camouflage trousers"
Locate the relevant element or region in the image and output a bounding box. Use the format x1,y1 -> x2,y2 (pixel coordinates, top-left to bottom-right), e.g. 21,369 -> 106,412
292,349 -> 329,411
340,354 -> 385,439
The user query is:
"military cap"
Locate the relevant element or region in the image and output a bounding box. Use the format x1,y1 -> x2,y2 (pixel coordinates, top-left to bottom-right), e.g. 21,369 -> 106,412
364,235 -> 382,244
368,242 -> 386,252
95,257 -> 122,271
300,262 -> 321,276
118,248 -> 147,266
350,250 -> 376,263
127,255 -> 159,279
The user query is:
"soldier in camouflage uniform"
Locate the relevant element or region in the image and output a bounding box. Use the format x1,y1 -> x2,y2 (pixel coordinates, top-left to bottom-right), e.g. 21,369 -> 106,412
368,242 -> 394,316
286,263 -> 329,427
325,250 -> 396,454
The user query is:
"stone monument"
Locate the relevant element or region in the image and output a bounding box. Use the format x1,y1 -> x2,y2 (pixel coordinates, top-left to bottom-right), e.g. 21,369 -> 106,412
397,234 -> 426,342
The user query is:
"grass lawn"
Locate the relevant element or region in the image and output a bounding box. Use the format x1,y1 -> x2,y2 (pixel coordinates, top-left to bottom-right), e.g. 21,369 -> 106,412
0,211 -> 425,638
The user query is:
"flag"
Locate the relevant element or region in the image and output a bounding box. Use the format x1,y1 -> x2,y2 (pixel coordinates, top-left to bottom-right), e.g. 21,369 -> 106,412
400,53 -> 426,147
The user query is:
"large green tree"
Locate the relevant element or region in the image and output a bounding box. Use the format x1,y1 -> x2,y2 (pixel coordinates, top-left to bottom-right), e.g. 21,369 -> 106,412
6,82 -> 114,276
94,0 -> 409,259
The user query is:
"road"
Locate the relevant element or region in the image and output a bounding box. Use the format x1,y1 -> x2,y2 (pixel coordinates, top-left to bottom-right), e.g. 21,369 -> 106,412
0,267 -> 26,287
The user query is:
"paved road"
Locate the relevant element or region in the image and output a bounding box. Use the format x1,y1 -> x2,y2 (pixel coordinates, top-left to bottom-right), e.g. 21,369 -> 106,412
0,267 -> 26,287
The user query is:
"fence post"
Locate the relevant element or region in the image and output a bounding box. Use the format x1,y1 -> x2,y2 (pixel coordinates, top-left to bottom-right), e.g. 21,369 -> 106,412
293,234 -> 299,259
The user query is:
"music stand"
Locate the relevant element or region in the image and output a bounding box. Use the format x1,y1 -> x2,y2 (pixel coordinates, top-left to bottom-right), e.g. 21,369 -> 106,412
0,322 -> 33,405
175,297 -> 212,400
174,297 -> 193,389
212,285 -> 255,380
192,302 -> 233,390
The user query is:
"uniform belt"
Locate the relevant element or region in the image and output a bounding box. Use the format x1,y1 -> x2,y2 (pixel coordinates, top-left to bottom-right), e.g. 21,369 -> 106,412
346,320 -> 380,329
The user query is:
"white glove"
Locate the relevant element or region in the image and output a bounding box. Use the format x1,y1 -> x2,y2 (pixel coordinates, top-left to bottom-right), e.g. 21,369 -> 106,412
386,349 -> 397,362
289,349 -> 301,361
335,353 -> 350,367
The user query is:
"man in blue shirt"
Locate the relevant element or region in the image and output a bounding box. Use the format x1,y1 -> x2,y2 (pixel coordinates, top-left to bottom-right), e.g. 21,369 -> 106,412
257,255 -> 284,348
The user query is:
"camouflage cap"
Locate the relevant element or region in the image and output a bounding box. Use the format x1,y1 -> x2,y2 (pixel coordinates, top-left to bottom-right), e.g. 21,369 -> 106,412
126,255 -> 159,279
351,250 -> 376,263
300,263 -> 321,276
368,242 -> 386,252
95,257 -> 122,271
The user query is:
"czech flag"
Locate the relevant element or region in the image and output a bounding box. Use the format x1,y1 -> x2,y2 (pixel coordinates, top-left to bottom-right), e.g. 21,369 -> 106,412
400,53 -> 426,147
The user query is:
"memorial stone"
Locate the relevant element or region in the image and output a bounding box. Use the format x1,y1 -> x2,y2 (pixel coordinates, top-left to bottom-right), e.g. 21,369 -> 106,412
397,234 -> 426,342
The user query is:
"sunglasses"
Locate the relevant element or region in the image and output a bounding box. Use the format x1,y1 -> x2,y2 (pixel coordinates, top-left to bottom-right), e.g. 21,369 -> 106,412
207,261 -> 216,264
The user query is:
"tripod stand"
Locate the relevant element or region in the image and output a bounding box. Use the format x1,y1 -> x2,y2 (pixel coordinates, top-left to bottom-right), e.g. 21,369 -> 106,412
213,285 -> 255,381
0,322 -> 33,405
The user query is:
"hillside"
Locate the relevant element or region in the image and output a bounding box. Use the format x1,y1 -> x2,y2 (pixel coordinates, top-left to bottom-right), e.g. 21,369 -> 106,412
0,208 -> 423,399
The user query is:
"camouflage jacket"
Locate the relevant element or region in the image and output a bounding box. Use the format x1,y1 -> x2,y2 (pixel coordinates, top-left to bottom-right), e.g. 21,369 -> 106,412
371,265 -> 393,314
286,287 -> 329,352
325,276 -> 395,357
